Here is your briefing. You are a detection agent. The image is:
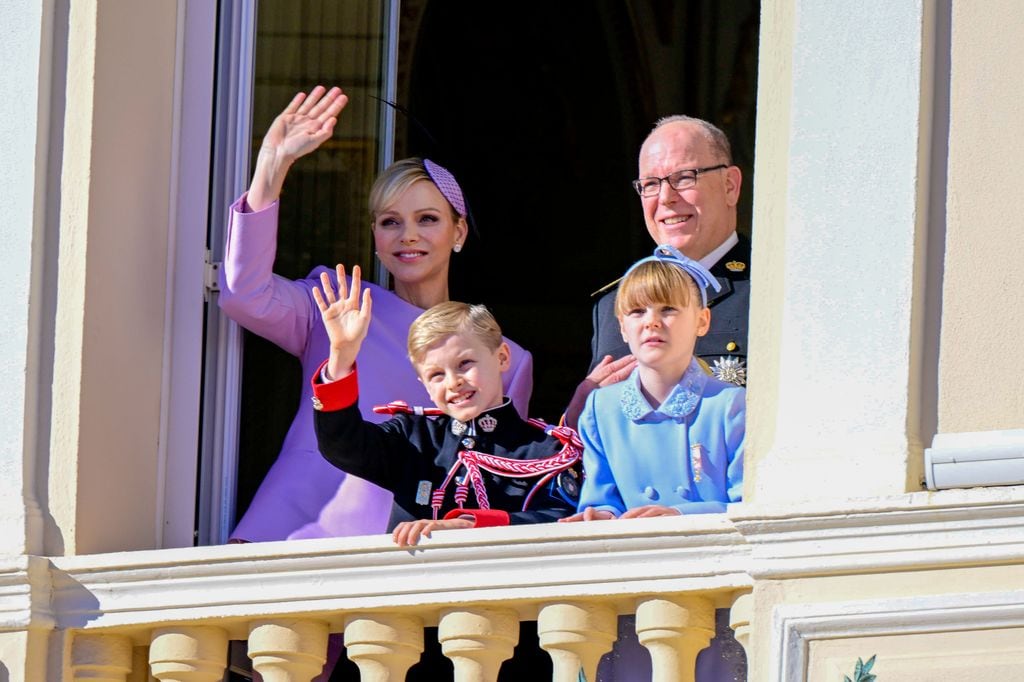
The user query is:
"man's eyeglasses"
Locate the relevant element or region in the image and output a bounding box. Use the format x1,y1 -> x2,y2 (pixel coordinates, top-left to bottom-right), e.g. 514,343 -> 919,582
632,164 -> 729,197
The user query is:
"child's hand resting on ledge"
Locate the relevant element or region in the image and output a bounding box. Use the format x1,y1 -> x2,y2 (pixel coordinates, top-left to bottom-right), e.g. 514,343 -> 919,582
392,517 -> 474,547
558,506 -> 617,522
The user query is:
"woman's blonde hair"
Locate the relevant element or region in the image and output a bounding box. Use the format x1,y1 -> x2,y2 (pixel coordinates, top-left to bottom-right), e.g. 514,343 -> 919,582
368,157 -> 461,223
408,301 -> 503,364
615,260 -> 702,317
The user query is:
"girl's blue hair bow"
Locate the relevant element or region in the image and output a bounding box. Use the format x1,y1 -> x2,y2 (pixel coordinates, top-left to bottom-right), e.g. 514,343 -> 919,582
623,244 -> 722,308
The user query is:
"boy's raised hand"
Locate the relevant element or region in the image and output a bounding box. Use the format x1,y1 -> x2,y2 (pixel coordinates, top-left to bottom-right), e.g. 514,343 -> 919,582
313,264 -> 373,380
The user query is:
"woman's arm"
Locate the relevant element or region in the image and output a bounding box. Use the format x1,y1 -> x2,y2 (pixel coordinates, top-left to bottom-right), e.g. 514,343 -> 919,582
248,86 -> 348,210
219,199 -> 320,356
218,87 -> 349,355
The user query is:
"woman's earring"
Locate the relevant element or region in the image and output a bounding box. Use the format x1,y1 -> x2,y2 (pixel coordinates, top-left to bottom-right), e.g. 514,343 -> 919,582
453,243 -> 463,253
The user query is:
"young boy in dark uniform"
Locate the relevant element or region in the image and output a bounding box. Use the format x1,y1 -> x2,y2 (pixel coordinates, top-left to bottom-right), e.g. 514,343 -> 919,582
310,265 -> 580,546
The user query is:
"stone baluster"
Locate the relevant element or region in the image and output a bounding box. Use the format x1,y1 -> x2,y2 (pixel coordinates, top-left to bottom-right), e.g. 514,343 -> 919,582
343,613 -> 424,681
438,607 -> 519,682
248,618 -> 329,681
71,633 -> 133,682
537,601 -> 617,682
729,591 -> 754,656
127,646 -> 153,682
149,626 -> 227,682
635,596 -> 715,682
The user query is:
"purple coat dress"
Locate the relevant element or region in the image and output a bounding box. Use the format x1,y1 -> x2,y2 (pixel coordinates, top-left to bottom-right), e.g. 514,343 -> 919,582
219,195 -> 534,542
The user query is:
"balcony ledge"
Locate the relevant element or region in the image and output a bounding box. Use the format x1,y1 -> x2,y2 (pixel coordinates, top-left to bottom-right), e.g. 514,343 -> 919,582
48,513 -> 750,638
5,487 -> 1020,642
731,485 -> 1024,578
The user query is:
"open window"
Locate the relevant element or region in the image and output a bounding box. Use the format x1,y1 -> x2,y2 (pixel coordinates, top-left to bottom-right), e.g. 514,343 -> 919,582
192,0 -> 760,546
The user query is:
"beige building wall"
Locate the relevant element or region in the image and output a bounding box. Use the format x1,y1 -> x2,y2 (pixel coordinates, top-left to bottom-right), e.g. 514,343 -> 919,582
744,0 -> 1024,677
0,630 -> 49,682
808,629 -> 1024,681
747,0 -> 936,505
750,564 -> 1024,680
48,0 -> 179,555
939,0 -> 1024,433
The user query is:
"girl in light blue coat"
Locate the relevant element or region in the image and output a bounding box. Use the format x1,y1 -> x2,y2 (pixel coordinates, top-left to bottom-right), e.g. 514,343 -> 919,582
562,244 -> 744,521
561,245 -> 747,682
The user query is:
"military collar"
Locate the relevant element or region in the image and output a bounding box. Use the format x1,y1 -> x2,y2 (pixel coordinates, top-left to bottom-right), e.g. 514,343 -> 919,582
699,231 -> 739,270
591,232 -> 748,298
620,360 -> 707,421
709,234 -> 751,280
449,398 -> 515,436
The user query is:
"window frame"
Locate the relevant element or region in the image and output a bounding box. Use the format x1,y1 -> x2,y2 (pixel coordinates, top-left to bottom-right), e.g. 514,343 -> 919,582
180,0 -> 401,547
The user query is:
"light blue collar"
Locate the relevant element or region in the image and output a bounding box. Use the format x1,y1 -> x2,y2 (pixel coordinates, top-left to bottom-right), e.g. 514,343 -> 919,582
620,359 -> 707,421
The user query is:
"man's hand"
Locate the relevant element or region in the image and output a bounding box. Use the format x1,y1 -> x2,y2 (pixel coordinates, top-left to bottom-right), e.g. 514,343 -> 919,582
392,517 -> 474,547
312,264 -> 372,380
563,354 -> 637,429
558,506 -> 617,523
619,505 -> 681,519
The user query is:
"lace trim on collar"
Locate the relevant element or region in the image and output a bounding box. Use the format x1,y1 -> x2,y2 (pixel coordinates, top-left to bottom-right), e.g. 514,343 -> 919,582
620,361 -> 706,421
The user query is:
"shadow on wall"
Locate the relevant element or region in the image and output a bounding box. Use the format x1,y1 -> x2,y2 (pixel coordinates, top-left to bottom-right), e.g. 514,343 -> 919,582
0,661 -> 9,682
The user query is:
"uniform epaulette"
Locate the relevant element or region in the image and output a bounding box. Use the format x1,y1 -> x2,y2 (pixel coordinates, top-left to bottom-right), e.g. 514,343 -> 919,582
590,276 -> 622,297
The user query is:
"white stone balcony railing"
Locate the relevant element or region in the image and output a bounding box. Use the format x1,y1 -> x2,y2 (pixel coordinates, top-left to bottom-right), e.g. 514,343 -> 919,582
47,515 -> 753,681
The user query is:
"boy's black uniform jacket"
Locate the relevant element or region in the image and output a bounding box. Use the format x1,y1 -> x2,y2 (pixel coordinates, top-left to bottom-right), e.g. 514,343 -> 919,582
311,365 -> 575,529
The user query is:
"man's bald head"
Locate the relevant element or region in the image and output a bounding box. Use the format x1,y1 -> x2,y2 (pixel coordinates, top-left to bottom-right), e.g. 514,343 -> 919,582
636,117 -> 742,260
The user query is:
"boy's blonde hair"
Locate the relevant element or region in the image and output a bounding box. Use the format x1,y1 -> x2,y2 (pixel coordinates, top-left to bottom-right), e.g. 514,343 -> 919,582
408,302 -> 503,364
615,260 -> 702,317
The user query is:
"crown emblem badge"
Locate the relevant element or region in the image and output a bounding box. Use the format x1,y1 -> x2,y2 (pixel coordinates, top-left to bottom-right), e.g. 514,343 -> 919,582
478,414 -> 498,432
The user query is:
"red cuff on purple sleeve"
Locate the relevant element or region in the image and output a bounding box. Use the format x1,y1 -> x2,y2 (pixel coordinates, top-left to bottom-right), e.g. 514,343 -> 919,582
443,508 -> 510,528
310,360 -> 359,412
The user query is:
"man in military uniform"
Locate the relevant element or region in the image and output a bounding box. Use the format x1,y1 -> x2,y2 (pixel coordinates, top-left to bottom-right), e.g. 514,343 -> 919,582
567,115 -> 749,426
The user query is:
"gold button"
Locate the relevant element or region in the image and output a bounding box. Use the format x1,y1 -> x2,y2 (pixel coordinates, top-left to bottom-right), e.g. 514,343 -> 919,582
726,341 -> 737,352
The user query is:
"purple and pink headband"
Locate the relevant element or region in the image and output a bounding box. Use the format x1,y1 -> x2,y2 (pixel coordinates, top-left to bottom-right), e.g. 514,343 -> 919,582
423,159 -> 467,217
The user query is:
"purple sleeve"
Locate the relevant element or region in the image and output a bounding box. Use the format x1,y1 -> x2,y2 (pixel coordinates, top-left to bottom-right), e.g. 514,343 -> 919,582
217,194 -> 317,357
503,341 -> 533,419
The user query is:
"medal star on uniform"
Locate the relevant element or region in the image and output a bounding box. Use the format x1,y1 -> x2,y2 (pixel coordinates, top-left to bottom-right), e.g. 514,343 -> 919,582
712,356 -> 747,386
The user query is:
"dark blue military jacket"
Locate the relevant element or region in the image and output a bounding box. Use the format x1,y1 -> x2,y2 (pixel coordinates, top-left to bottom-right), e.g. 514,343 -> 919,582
590,235 -> 751,386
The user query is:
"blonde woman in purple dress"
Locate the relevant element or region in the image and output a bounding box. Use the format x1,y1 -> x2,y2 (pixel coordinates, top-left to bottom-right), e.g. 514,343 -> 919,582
220,86 -> 533,544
